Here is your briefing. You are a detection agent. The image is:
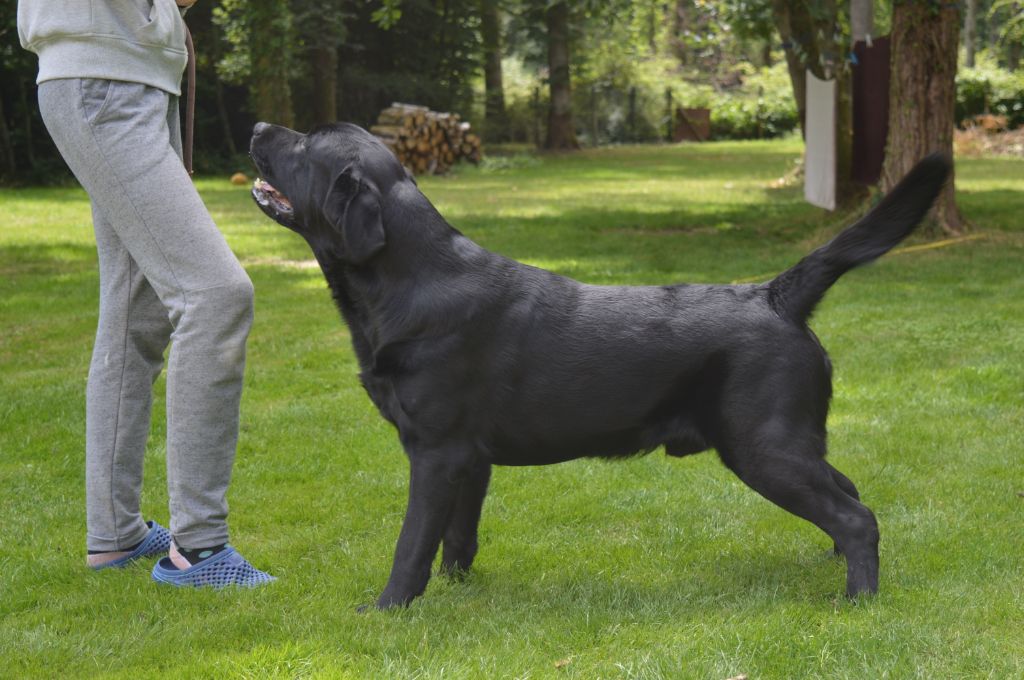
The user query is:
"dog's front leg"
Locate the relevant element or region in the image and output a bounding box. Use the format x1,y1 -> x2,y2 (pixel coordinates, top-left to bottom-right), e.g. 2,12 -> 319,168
441,460 -> 491,577
374,451 -> 471,610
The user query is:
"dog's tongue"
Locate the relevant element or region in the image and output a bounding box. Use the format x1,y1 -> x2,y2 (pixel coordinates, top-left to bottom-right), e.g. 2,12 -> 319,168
253,178 -> 292,210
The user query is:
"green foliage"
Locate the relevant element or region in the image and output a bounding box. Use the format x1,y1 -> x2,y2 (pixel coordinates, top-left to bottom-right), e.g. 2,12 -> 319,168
956,53 -> 1024,127
292,2 -> 349,51
571,13 -> 679,145
335,1 -> 482,128
500,46 -> 799,145
495,1 -> 801,145
492,57 -> 546,144
210,0 -> 251,85
690,62 -> 798,140
988,0 -> 1024,47
371,0 -> 404,29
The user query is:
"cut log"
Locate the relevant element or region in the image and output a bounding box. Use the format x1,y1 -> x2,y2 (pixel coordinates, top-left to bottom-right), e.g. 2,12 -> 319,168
370,101 -> 484,175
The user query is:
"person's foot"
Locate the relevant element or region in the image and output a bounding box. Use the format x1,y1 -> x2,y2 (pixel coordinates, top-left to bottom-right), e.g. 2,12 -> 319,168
168,541 -> 230,569
152,542 -> 275,588
86,521 -> 172,570
87,547 -> 137,568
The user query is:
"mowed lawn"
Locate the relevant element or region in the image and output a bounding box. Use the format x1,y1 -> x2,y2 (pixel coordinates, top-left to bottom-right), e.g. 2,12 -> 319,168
1,138 -> 1022,679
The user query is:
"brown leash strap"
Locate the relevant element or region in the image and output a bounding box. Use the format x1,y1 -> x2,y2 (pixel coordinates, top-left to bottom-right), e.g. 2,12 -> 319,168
183,24 -> 196,175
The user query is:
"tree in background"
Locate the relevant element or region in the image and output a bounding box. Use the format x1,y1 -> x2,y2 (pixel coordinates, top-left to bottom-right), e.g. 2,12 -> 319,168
518,0 -> 648,150
767,0 -> 847,141
0,2 -> 29,179
989,0 -> 1024,70
882,0 -> 965,234
336,0 -> 481,126
0,0 -> 62,183
480,0 -> 509,142
544,1 -> 579,149
723,0 -> 778,68
965,0 -> 979,68
213,0 -> 297,127
767,1 -> 861,204
0,0 -> 1007,201
293,3 -> 349,127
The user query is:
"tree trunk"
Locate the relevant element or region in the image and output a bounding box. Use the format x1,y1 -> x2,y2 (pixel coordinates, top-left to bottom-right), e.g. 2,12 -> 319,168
250,1 -> 295,127
964,0 -> 977,68
771,0 -> 821,138
671,0 -> 690,65
1008,40 -> 1021,72
646,2 -> 658,51
835,64 -> 857,205
0,94 -> 16,178
480,0 -> 508,143
771,0 -> 858,203
882,1 -> 965,235
214,79 -> 238,156
310,45 -> 338,126
17,79 -> 36,170
813,0 -> 857,205
544,1 -> 579,150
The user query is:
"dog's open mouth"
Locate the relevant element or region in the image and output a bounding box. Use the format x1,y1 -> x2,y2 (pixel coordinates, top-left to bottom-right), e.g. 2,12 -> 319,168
252,178 -> 294,218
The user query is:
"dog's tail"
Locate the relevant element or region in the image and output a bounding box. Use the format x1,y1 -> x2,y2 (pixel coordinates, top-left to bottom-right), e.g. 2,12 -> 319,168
767,153 -> 952,324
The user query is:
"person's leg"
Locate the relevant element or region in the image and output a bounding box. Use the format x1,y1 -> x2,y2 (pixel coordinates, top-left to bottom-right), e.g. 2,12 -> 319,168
38,78 -> 255,558
85,203 -> 173,564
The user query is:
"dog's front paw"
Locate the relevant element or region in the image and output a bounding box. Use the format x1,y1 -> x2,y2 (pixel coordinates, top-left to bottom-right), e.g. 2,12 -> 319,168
439,557 -> 473,580
440,566 -> 470,582
371,588 -> 417,611
355,597 -> 408,613
440,542 -> 477,578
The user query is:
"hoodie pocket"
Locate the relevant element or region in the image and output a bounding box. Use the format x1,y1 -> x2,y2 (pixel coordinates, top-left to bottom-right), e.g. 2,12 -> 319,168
133,0 -> 185,51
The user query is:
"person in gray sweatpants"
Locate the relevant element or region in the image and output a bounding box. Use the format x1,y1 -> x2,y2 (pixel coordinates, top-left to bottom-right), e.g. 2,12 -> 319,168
20,0 -> 273,586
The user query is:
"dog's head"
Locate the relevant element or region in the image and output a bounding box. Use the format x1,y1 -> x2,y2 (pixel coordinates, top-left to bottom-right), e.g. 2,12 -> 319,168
249,122 -> 413,265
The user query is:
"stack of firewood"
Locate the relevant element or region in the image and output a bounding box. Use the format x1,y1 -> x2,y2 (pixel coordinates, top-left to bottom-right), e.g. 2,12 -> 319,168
371,102 -> 482,175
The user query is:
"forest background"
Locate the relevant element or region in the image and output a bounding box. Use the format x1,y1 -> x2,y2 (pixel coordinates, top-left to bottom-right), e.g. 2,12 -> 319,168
1,0 -> 1022,186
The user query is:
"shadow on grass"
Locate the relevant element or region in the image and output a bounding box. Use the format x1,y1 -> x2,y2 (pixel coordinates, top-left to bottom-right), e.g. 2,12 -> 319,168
416,542 -> 849,616
0,242 -> 96,277
956,188 -> 1024,232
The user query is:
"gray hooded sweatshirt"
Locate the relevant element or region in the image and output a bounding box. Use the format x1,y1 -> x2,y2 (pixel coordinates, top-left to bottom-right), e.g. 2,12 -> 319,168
17,0 -> 188,96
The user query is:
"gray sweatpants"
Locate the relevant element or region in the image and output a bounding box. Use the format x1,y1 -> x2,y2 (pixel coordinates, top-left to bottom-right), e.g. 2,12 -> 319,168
38,78 -> 254,552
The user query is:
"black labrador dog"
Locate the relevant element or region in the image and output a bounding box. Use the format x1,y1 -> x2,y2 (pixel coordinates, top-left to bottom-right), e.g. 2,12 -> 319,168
249,121 -> 950,609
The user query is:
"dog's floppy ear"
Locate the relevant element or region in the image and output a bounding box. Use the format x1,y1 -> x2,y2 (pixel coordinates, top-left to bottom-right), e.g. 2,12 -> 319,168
322,165 -> 386,264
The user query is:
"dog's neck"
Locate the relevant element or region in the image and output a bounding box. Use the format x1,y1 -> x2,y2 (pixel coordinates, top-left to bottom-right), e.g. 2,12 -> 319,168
315,188 -> 502,372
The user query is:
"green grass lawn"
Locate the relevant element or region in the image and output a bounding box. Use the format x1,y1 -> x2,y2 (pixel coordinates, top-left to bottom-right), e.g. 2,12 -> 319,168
2,139 -> 1022,679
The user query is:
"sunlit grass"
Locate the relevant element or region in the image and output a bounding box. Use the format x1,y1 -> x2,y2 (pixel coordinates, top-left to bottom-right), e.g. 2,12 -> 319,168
1,139 -> 1022,678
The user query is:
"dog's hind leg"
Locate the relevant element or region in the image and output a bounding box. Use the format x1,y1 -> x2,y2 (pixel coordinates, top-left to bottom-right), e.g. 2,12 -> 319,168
723,438 -> 879,598
827,462 -> 861,501
824,461 -> 862,556
440,460 -> 491,578
373,450 -> 477,610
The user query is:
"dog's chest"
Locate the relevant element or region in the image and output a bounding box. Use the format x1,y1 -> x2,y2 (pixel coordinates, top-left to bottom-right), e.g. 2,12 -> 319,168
359,367 -> 470,450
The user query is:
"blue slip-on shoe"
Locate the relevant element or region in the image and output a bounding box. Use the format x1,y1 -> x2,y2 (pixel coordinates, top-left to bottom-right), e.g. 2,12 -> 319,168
151,546 -> 276,589
89,520 -> 172,570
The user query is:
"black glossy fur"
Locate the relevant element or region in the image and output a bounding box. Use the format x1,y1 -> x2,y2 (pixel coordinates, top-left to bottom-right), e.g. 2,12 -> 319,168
249,121 -> 951,609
